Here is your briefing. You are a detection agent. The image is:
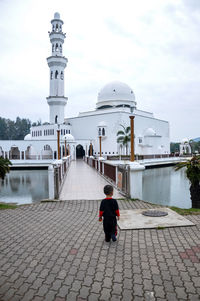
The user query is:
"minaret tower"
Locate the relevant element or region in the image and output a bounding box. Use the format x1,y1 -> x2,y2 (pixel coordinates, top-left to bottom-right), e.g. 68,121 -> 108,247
46,12 -> 68,124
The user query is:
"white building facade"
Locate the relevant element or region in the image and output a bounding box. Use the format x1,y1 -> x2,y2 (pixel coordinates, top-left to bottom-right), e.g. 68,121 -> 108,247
0,13 -> 170,163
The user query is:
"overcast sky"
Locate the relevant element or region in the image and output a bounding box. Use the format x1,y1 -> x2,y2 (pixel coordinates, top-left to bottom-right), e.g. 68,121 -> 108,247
0,0 -> 200,141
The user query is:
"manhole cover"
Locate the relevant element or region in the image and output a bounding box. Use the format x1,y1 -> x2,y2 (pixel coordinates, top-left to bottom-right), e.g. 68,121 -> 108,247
142,210 -> 168,217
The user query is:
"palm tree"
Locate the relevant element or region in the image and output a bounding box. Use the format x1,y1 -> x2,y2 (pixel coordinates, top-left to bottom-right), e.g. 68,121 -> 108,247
117,125 -> 131,156
175,155 -> 200,208
0,157 -> 12,180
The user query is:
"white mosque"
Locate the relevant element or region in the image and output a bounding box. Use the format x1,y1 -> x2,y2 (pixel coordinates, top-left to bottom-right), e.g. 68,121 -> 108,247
0,13 -> 170,162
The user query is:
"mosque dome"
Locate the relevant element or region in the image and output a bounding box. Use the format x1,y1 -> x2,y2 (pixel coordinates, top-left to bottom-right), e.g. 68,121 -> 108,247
96,81 -> 137,110
62,134 -> 75,142
24,134 -> 32,140
144,128 -> 156,136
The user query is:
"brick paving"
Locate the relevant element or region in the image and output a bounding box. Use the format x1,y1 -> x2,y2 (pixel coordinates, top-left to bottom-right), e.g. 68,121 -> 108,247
0,200 -> 200,300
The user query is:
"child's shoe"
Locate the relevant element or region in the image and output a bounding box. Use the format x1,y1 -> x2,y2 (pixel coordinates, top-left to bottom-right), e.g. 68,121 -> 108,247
111,234 -> 117,241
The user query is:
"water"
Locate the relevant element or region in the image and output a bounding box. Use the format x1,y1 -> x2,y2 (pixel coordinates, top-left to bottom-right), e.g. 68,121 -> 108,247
0,166 -> 192,208
0,170 -> 49,204
142,166 -> 191,209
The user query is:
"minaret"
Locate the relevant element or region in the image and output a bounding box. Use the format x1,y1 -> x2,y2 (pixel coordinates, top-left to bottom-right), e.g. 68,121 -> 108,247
46,12 -> 68,124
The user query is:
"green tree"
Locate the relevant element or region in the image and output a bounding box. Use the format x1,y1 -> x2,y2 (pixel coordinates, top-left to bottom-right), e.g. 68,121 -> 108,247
117,125 -> 131,155
175,155 -> 200,208
0,157 -> 12,180
0,117 -> 31,140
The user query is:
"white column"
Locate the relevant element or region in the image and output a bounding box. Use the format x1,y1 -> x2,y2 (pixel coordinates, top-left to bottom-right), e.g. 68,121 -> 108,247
129,162 -> 145,199
48,165 -> 55,199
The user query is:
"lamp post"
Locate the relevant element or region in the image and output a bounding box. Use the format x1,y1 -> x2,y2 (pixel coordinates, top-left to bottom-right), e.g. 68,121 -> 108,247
99,135 -> 102,157
57,125 -> 61,160
64,137 -> 67,157
129,116 -> 135,162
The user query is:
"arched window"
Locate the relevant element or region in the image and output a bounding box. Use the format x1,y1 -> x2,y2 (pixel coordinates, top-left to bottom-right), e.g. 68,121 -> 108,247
50,71 -> 53,79
60,72 -> 64,80
60,24 -> 62,30
55,70 -> 58,79
52,25 -> 55,32
98,128 -> 101,136
60,44 -> 62,53
52,44 -> 54,52
56,43 -> 59,52
55,115 -> 58,124
56,24 -> 59,32
102,128 -> 105,136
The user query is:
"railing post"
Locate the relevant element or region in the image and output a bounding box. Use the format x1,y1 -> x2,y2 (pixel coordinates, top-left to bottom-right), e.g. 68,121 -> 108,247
48,165 -> 55,199
115,166 -> 118,186
128,162 -> 145,199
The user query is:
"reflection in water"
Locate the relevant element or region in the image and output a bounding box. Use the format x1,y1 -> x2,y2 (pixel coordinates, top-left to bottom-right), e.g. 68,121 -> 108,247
142,166 -> 191,209
0,170 -> 48,204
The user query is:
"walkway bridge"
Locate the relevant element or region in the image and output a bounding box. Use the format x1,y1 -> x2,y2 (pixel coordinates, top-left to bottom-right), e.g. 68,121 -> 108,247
59,160 -> 123,200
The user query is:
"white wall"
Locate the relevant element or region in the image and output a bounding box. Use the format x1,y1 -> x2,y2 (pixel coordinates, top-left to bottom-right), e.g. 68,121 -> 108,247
67,110 -> 170,156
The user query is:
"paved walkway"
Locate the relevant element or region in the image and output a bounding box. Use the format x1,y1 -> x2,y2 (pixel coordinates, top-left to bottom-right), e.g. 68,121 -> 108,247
59,160 -> 123,200
0,200 -> 200,301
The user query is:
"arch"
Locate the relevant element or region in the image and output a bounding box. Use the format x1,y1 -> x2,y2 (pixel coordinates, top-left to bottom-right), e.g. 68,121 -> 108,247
55,43 -> 59,51
56,24 -> 59,32
55,115 -> 58,124
0,146 -> 4,158
42,145 -> 53,159
52,25 -> 55,31
102,128 -> 105,136
60,44 -> 62,53
9,146 -> 20,160
55,70 -> 58,79
60,71 -> 64,80
76,144 -> 85,159
52,44 -> 55,52
50,71 -> 53,79
62,145 -> 65,157
25,145 -> 37,160
98,128 -> 101,136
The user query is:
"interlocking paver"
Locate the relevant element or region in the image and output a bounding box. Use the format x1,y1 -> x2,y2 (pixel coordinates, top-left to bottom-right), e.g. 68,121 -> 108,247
0,199 -> 200,301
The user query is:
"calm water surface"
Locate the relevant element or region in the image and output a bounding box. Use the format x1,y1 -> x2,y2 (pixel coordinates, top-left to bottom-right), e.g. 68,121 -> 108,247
0,170 -> 49,204
142,166 -> 191,209
0,166 -> 191,208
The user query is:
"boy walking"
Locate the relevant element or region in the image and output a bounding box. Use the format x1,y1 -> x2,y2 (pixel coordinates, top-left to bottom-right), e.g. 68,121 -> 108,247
99,185 -> 120,242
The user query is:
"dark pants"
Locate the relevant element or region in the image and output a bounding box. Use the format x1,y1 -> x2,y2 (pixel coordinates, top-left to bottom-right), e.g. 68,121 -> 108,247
103,217 -> 117,242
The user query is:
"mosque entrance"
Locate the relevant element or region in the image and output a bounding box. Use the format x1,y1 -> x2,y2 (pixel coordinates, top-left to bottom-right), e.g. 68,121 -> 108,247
76,144 -> 85,159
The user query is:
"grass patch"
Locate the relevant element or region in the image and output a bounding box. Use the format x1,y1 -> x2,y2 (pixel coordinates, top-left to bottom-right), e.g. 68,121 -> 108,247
0,203 -> 18,210
157,226 -> 165,230
127,198 -> 140,202
40,199 -> 57,203
170,206 -> 200,215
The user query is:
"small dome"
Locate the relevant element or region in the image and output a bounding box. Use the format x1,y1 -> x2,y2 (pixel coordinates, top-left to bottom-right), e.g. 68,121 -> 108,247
182,138 -> 189,143
144,128 -> 156,136
96,81 -> 136,109
54,12 -> 60,19
24,134 -> 31,140
62,134 -> 75,142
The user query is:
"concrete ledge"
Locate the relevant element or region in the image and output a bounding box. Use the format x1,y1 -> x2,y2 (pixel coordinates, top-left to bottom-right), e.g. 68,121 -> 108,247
118,208 -> 195,230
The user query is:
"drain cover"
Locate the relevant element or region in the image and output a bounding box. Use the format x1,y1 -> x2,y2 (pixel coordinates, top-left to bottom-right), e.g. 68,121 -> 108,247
142,210 -> 168,217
